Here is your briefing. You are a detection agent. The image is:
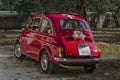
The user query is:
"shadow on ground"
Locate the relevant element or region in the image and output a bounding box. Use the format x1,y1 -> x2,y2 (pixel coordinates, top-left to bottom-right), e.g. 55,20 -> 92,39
0,52 -> 119,80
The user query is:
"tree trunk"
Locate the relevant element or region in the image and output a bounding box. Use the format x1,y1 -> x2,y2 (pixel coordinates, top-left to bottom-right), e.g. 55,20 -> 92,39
89,13 -> 98,28
96,14 -> 105,28
76,0 -> 87,20
112,13 -> 120,27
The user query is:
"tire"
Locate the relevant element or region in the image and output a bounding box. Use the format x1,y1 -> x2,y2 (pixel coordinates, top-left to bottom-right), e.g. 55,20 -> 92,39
14,42 -> 25,59
40,51 -> 54,73
84,65 -> 96,73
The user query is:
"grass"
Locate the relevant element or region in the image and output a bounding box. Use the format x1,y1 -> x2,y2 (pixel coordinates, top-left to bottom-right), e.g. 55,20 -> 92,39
92,28 -> 120,60
0,29 -> 22,52
0,28 -> 120,80
92,28 -> 120,45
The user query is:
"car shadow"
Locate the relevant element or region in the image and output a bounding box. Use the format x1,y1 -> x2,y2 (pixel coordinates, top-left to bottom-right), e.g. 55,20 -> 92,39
40,58 -> 120,79
11,56 -> 120,80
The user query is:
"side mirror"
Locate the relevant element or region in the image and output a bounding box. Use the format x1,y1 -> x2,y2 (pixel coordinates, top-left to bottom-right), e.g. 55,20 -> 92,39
21,24 -> 29,30
21,26 -> 26,30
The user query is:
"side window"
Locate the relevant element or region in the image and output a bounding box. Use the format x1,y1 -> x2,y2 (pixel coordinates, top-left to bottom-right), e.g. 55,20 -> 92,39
79,21 -> 87,30
22,16 -> 32,29
40,19 -> 52,34
30,18 -> 40,30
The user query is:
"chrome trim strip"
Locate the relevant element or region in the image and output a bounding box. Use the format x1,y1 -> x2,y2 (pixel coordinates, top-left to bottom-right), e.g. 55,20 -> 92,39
54,57 -> 100,63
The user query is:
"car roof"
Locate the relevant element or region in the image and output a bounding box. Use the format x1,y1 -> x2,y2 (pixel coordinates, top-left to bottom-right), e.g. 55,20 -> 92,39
34,13 -> 85,20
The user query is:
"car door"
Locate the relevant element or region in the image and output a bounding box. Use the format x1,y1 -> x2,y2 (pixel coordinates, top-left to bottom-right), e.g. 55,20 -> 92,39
20,17 -> 32,55
21,17 -> 41,59
25,17 -> 54,60
38,17 -> 57,58
25,18 -> 41,59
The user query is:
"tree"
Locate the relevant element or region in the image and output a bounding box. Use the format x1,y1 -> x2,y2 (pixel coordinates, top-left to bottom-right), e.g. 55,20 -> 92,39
0,0 -> 4,10
1,0 -> 17,10
15,0 -> 87,19
15,0 -> 38,16
69,0 -> 87,19
86,0 -> 110,28
86,0 -> 120,28
109,0 -> 120,27
3,0 -> 119,28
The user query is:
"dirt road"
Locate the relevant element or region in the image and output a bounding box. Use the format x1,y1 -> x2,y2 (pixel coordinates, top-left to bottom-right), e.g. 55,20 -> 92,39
0,50 -> 85,80
0,50 -> 120,80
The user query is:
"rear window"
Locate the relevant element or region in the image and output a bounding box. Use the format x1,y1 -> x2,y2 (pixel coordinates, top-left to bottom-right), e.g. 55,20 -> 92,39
60,19 -> 87,30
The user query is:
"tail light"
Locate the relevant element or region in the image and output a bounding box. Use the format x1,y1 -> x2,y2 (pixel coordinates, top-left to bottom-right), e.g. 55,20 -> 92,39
58,47 -> 65,57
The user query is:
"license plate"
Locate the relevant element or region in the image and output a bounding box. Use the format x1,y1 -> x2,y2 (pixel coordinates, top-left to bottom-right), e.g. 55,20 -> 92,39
78,44 -> 91,56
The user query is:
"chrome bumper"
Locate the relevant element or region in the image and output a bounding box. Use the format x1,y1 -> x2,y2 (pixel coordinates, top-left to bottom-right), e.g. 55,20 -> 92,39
54,57 -> 100,63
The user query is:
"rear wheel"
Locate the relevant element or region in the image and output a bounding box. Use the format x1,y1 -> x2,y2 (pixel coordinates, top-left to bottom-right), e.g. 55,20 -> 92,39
40,51 -> 54,73
84,65 -> 96,73
14,42 -> 25,59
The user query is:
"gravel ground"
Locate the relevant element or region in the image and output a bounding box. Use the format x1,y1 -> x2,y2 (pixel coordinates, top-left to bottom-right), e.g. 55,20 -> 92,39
0,50 -> 120,80
0,50 -> 85,80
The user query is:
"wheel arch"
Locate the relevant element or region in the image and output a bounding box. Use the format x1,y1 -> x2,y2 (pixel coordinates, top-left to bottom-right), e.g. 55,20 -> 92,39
15,39 -> 19,44
39,47 -> 53,62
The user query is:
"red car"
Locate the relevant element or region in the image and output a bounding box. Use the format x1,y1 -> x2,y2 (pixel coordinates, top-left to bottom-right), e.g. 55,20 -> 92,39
14,13 -> 101,73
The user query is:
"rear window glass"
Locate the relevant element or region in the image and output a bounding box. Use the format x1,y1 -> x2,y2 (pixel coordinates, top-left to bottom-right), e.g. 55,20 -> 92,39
60,19 -> 87,30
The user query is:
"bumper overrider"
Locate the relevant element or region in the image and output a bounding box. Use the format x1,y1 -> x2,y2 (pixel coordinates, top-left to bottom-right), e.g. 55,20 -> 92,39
54,57 -> 100,63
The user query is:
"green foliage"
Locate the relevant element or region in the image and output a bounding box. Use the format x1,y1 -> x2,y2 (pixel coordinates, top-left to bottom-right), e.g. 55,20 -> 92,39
86,0 -> 109,14
109,0 -> 120,13
1,0 -> 120,15
0,0 -> 17,10
14,0 -> 87,17
86,0 -> 120,15
0,0 -> 4,10
0,0 -> 120,27
15,0 -> 38,16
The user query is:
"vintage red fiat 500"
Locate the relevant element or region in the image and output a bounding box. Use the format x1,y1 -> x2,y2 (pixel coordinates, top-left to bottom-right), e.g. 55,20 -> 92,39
14,13 -> 101,73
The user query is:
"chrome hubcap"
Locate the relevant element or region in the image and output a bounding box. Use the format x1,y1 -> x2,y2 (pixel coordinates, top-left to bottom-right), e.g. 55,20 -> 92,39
15,44 -> 22,57
41,55 -> 48,71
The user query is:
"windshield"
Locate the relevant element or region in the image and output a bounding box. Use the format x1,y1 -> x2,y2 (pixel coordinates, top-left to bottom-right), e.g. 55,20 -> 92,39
60,19 -> 87,30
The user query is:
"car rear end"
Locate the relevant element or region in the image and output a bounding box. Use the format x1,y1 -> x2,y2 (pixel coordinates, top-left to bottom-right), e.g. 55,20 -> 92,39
51,13 -> 101,66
